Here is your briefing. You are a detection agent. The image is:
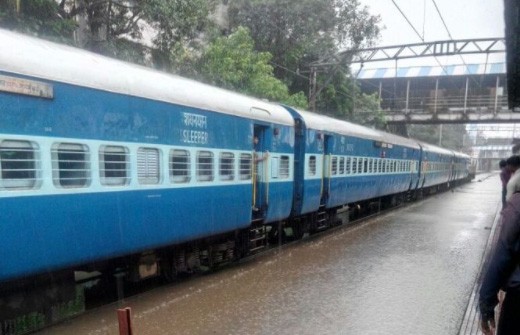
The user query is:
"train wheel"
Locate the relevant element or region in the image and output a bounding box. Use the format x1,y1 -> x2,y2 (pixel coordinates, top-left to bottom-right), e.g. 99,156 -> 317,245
160,257 -> 177,283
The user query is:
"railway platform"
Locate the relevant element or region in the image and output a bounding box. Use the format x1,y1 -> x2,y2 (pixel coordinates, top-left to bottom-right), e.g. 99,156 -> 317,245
37,173 -> 502,335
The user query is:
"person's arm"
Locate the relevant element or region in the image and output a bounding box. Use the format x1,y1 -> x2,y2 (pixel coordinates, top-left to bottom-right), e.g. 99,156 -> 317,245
254,151 -> 269,163
479,198 -> 520,331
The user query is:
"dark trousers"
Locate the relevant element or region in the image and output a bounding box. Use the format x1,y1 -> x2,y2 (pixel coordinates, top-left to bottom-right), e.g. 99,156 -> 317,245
502,187 -> 507,208
497,289 -> 520,334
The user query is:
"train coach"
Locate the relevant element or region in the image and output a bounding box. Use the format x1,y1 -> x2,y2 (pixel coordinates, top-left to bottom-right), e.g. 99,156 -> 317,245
0,29 -> 470,332
279,108 -> 423,237
417,141 -> 470,194
0,29 -> 301,328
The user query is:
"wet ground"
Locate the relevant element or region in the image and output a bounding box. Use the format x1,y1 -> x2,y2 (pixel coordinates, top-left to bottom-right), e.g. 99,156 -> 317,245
38,175 -> 501,335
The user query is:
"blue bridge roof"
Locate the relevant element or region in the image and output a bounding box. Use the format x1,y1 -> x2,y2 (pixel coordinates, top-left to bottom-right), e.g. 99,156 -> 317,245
356,63 -> 505,79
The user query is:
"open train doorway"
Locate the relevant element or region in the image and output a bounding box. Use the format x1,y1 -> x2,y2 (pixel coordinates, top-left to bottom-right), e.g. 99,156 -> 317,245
321,134 -> 333,205
253,125 -> 269,214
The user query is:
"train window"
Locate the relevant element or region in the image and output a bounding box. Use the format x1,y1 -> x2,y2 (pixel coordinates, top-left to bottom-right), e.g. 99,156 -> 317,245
382,160 -> 387,173
309,156 -> 317,176
0,140 -> 39,189
370,158 -> 375,173
219,152 -> 235,181
345,157 -> 351,174
52,143 -> 90,188
339,157 -> 345,174
99,145 -> 129,186
363,158 -> 368,173
170,149 -> 191,183
280,156 -> 290,179
137,147 -> 160,184
358,158 -> 363,174
331,156 -> 338,175
240,153 -> 252,180
197,151 -> 214,182
352,157 -> 358,174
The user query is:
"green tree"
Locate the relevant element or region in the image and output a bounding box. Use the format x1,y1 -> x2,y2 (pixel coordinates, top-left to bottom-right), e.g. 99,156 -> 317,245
0,0 -> 76,43
229,0 -> 380,81
70,0 -> 215,67
0,1 -> 216,66
143,0 -> 216,70
197,27 -> 307,108
227,0 -> 381,123
308,68 -> 385,128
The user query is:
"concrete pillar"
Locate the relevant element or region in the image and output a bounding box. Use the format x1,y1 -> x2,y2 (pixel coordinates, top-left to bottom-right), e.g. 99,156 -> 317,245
463,77 -> 469,114
405,79 -> 410,113
494,76 -> 500,114
434,78 -> 439,114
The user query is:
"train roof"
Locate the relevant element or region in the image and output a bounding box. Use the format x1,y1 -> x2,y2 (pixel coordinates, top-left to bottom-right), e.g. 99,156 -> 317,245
374,129 -> 421,150
295,109 -> 380,138
293,109 -> 420,149
418,141 -> 456,156
452,151 -> 471,159
0,29 -> 294,126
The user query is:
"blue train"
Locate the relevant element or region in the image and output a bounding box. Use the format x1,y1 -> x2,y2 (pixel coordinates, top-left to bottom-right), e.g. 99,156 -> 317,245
0,29 -> 470,328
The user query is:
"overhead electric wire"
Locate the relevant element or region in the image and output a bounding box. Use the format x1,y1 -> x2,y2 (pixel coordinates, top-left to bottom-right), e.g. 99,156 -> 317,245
390,0 -> 424,42
431,0 -> 454,39
389,0 -> 457,79
431,0 -> 480,86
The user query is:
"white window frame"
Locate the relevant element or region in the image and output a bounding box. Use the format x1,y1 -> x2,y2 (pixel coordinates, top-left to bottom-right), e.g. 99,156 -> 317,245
0,140 -> 39,189
197,151 -> 214,182
52,142 -> 91,188
219,152 -> 235,181
170,149 -> 191,184
240,153 -> 252,180
99,145 -> 130,186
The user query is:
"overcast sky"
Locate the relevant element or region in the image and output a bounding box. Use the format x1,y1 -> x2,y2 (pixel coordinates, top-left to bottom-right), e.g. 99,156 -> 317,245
355,0 -> 505,69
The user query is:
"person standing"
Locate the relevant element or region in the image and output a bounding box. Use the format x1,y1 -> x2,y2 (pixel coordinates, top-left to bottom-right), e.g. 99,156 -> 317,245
505,156 -> 520,202
500,160 -> 512,208
252,136 -> 268,211
479,192 -> 520,334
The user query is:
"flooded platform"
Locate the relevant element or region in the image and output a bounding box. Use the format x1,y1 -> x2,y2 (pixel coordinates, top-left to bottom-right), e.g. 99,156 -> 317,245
37,174 -> 502,335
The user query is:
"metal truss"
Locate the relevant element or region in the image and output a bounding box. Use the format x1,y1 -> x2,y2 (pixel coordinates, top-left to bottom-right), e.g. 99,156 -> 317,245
311,38 -> 505,66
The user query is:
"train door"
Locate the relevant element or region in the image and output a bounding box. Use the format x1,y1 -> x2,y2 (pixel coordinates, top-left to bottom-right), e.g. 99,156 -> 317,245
320,134 -> 333,205
418,146 -> 426,187
252,125 -> 269,213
